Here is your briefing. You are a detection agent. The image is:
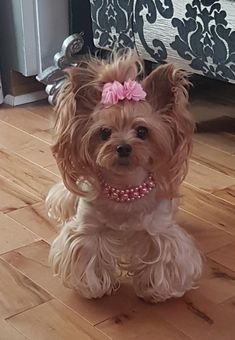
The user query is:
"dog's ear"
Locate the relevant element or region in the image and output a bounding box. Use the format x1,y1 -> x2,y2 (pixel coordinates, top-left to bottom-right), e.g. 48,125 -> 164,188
143,64 -> 194,197
142,64 -> 190,113
52,64 -> 101,195
64,65 -> 101,114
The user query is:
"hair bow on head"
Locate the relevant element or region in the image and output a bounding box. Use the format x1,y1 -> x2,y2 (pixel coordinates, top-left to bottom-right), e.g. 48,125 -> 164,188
101,80 -> 146,105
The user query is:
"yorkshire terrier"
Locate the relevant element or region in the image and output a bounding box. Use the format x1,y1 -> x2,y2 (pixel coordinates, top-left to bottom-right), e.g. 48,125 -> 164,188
46,51 -> 202,303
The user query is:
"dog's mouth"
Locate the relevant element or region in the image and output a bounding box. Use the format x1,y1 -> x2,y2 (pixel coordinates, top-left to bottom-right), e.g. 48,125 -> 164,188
117,158 -> 130,166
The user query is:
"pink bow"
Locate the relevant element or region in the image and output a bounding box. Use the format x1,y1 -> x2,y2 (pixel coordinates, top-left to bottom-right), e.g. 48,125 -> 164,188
101,80 -> 146,105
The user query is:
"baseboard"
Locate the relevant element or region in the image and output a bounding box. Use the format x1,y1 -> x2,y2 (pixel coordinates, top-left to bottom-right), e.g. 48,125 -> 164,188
4,90 -> 47,106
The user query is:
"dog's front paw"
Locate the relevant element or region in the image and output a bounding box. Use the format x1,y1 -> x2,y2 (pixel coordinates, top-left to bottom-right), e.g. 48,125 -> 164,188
74,269 -> 120,299
49,221 -> 120,299
133,253 -> 202,303
130,225 -> 202,303
133,263 -> 189,304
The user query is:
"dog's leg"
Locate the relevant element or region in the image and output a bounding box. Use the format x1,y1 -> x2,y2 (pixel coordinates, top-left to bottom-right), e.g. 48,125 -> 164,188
129,225 -> 202,303
49,220 -> 121,298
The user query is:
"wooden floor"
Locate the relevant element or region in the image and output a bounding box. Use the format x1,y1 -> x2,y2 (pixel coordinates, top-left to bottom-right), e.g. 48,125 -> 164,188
0,80 -> 235,339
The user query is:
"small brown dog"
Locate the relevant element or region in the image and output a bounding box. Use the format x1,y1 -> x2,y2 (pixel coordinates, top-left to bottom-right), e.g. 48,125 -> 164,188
46,51 -> 202,303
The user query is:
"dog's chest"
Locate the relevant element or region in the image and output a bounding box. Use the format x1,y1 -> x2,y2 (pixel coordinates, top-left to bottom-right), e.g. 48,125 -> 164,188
78,197 -> 176,233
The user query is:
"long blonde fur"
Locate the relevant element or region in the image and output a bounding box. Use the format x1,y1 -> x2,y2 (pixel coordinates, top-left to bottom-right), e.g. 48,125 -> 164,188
46,182 -> 78,224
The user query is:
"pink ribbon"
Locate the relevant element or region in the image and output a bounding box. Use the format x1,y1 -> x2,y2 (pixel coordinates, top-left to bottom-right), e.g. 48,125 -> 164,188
101,80 -> 146,105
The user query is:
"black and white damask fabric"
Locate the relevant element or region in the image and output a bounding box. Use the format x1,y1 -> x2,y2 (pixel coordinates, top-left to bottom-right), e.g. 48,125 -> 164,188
90,0 -> 235,82
171,0 -> 235,81
90,0 -> 135,49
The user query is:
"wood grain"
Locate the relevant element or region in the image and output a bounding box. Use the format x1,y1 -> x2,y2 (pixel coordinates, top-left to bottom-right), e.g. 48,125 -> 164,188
0,121 -> 54,167
213,185 -> 235,205
97,306 -> 190,340
192,140 -> 235,178
97,291 -> 235,340
0,213 -> 39,255
185,160 -> 235,192
0,258 -> 51,318
0,176 -> 38,213
208,242 -> 235,272
194,133 -> 235,155
198,258 -> 235,304
0,319 -> 28,340
0,149 -> 57,199
23,100 -> 55,120
7,299 -> 109,340
45,163 -> 61,177
181,184 -> 235,235
2,241 -> 140,326
0,106 -> 52,143
178,209 -> 234,254
146,293 -> 235,340
7,202 -> 57,243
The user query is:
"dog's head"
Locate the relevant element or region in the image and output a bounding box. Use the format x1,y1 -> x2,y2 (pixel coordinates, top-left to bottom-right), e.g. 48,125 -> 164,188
52,51 -> 194,199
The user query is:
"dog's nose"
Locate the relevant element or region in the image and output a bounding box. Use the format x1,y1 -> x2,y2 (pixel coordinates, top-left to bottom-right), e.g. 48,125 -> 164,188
116,144 -> 132,157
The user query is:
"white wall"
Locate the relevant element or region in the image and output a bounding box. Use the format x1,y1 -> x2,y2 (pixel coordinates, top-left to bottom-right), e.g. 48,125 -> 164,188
0,0 -> 69,79
35,0 -> 69,72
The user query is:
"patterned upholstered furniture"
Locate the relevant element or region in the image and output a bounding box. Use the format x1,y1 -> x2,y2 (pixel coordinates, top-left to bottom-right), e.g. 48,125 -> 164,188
90,0 -> 235,82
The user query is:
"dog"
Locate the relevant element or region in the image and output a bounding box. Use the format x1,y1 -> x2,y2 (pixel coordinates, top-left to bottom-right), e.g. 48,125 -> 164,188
46,51 -> 202,303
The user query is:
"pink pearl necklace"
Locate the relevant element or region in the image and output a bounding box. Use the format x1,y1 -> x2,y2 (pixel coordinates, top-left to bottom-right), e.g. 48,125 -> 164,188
101,174 -> 156,203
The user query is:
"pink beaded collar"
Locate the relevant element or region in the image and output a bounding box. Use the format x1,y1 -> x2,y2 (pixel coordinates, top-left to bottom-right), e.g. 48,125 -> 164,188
101,174 -> 156,203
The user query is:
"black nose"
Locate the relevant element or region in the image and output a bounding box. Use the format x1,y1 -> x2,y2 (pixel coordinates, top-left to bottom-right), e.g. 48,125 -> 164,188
116,144 -> 132,157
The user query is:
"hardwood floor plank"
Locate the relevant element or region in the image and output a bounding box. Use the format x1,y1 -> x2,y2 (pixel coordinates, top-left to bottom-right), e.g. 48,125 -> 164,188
23,100 -> 55,120
0,121 -> 54,167
192,140 -> 235,177
7,299 -> 109,340
0,258 -> 51,319
94,234 -> 235,340
220,297 -> 235,317
207,242 -> 235,272
181,184 -> 235,235
1,241 -> 142,326
0,319 -> 28,340
0,106 -> 52,143
97,306 -> 190,340
185,160 -> 235,192
0,213 -> 39,255
7,202 -> 57,243
0,92 -> 235,339
97,287 -> 235,340
45,163 -> 61,177
0,176 -> 39,213
114,292 -> 235,340
213,185 -> 235,205
178,209 -> 234,254
194,133 -> 235,155
198,258 -> 235,304
0,149 -> 57,199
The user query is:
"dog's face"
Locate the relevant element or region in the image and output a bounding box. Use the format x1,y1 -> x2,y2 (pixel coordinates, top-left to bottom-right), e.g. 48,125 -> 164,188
81,101 -> 171,177
52,52 -> 194,198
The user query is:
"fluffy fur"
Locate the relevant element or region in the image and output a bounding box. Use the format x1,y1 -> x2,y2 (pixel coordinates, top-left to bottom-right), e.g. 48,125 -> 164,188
46,51 -> 202,303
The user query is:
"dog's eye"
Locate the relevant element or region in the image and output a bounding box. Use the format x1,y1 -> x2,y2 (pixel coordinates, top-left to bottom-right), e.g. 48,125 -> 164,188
136,126 -> 148,140
100,128 -> 112,140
